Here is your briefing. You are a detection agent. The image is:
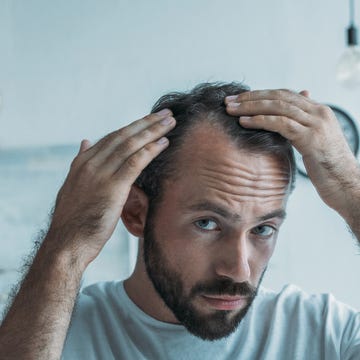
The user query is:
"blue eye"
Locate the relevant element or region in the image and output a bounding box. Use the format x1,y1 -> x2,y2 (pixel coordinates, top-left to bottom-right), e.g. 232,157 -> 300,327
195,219 -> 218,231
252,225 -> 275,237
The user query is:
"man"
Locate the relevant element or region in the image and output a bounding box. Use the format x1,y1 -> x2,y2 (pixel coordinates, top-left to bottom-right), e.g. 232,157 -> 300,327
0,82 -> 359,359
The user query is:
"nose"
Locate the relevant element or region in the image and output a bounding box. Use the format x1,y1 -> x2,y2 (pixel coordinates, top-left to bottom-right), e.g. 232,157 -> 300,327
214,235 -> 251,283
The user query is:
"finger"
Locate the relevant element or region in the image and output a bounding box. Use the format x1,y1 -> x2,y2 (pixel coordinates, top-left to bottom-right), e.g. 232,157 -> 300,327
225,89 -> 315,114
299,89 -> 310,98
239,115 -> 306,143
226,89 -> 296,103
93,109 -> 172,157
227,99 -> 311,126
77,140 -> 85,155
72,140 -> 92,167
297,90 -> 318,106
100,117 -> 176,174
113,137 -> 170,183
79,109 -> 173,163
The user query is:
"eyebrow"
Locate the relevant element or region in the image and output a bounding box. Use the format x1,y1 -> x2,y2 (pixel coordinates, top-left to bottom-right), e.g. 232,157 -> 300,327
186,201 -> 287,223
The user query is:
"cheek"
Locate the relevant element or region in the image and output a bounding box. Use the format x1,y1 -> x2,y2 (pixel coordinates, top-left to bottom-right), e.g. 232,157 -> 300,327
252,235 -> 277,256
248,236 -> 277,276
155,221 -> 212,280
171,236 -> 212,275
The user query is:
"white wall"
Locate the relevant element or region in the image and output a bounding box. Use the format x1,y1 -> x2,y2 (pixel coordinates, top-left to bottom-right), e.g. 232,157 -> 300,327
1,0 -> 360,308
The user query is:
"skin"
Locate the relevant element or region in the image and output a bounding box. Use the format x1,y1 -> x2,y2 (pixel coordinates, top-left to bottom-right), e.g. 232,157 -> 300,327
123,124 -> 290,330
0,88 -> 359,359
225,89 -> 360,229
0,108 -> 177,359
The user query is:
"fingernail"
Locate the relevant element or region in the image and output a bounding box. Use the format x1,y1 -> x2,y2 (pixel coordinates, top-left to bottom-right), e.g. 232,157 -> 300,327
157,137 -> 169,145
225,95 -> 239,102
239,116 -> 251,121
227,102 -> 241,108
157,108 -> 172,117
225,95 -> 239,101
160,116 -> 175,126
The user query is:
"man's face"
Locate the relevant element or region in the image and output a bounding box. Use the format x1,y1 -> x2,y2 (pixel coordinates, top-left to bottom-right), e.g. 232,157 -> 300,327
142,124 -> 290,341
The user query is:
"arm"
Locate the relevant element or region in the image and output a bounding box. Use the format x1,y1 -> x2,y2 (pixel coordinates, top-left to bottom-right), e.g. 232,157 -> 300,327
225,90 -> 360,241
0,109 -> 176,360
0,239 -> 84,360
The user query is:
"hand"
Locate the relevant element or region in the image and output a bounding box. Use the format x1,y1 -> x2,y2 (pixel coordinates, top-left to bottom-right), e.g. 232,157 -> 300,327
225,89 -> 360,219
47,109 -> 176,266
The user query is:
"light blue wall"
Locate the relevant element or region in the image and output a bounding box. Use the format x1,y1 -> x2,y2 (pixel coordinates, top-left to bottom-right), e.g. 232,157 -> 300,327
1,0 -> 360,308
2,0 -> 359,148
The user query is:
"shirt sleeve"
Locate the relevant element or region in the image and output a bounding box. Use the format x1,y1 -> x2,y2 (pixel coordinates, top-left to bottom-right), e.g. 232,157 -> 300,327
323,294 -> 360,359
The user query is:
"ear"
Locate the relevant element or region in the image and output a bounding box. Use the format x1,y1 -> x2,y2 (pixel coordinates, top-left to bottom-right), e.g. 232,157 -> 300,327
121,185 -> 149,238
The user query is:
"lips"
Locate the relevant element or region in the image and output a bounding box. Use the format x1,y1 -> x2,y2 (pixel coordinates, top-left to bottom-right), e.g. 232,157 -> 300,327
202,294 -> 249,311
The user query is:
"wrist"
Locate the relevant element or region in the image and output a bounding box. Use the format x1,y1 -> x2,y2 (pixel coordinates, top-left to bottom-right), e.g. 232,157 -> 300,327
337,182 -> 360,228
40,231 -> 89,274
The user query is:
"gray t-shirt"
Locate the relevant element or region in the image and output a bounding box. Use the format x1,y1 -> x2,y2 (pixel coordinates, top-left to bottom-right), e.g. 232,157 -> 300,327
62,281 -> 360,359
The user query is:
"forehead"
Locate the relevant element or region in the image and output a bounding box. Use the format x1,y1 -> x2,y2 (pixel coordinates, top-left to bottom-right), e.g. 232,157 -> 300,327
162,124 -> 290,217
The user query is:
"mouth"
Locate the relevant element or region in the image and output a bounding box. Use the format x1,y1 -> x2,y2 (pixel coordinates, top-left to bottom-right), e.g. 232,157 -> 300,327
201,294 -> 249,311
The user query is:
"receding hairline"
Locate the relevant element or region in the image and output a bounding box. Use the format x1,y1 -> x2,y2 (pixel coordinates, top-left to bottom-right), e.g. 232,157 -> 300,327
135,82 -> 296,201
158,117 -> 292,188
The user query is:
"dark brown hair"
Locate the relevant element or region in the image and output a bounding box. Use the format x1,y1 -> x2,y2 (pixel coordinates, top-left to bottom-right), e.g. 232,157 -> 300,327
135,82 -> 296,202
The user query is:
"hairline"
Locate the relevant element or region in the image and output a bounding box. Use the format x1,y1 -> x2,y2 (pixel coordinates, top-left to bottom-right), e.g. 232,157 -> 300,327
150,116 -> 293,206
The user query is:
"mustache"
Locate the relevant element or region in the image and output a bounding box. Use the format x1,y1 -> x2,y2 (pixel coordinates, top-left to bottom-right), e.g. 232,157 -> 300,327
190,278 -> 257,298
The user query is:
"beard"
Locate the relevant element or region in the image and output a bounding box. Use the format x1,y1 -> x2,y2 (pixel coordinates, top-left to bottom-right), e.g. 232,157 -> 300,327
143,206 -> 266,341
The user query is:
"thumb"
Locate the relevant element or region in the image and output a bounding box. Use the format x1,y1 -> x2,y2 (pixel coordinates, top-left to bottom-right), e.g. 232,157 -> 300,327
299,89 -> 311,98
78,139 -> 92,154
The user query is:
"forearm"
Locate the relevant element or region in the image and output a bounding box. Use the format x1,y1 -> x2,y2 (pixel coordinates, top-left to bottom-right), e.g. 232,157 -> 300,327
344,206 -> 360,244
0,235 -> 86,360
337,181 -> 360,243
0,109 -> 174,359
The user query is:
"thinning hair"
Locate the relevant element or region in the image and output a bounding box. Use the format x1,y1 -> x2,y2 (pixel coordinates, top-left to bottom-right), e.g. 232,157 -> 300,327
135,82 -> 296,202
